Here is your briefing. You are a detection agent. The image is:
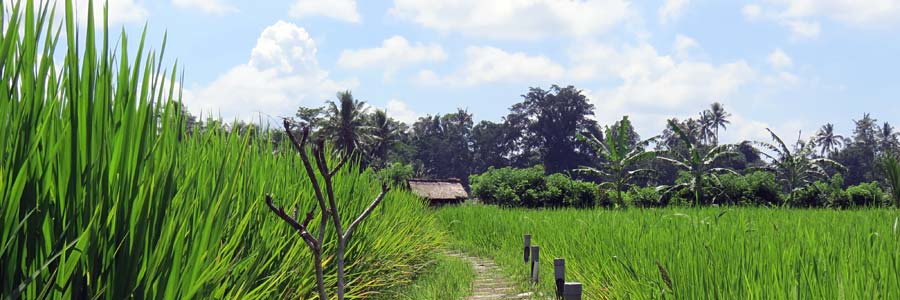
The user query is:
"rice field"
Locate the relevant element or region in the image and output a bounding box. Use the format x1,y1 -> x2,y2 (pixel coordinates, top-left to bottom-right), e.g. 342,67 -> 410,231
436,205 -> 900,299
0,1 -> 441,299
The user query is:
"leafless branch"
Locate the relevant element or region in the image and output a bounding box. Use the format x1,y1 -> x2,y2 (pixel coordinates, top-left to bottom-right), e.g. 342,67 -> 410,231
264,194 -> 318,250
343,184 -> 391,241
329,155 -> 350,178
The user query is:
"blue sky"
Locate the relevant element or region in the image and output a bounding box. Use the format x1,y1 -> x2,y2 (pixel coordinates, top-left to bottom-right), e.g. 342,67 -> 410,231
79,0 -> 900,142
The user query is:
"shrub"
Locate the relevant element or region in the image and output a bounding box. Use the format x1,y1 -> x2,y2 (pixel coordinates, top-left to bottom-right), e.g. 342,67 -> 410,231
628,186 -> 664,208
743,171 -> 782,205
846,182 -> 885,207
470,166 -> 600,208
376,162 -> 414,187
791,181 -> 832,208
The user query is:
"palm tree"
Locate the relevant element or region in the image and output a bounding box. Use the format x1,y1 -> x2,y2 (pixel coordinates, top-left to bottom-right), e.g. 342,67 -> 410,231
876,122 -> 900,155
853,113 -> 878,146
699,112 -> 714,145
658,120 -> 740,206
756,128 -> 845,201
814,123 -> 844,156
368,109 -> 399,167
322,90 -> 370,155
704,102 -> 731,146
577,116 -> 657,208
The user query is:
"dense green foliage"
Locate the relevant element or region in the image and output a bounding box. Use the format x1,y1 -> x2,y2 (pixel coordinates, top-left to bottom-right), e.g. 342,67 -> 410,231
470,166 -> 599,208
437,205 -> 900,299
0,2 -> 441,298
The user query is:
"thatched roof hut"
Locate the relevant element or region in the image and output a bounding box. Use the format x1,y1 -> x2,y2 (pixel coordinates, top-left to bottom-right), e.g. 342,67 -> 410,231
407,178 -> 468,206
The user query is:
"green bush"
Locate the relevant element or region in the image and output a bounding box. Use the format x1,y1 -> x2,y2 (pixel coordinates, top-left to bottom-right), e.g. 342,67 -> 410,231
376,162 -> 414,187
846,182 -> 885,207
627,186 -> 664,208
743,171 -> 782,205
470,166 -> 599,208
791,181 -> 833,208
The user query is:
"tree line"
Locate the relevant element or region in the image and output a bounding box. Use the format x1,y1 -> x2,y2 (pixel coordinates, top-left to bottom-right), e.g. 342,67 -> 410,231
181,85 -> 900,207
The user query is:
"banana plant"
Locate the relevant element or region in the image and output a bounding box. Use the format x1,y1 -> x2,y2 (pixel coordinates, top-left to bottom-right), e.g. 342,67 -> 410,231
577,116 -> 657,208
880,155 -> 900,207
755,128 -> 845,199
658,120 -> 740,206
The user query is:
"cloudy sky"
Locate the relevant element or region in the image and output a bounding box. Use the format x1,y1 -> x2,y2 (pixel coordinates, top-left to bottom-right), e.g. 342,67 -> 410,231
86,0 -> 900,142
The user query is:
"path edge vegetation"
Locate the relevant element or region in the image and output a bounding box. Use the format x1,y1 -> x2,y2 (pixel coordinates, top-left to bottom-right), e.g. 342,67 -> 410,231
1,0 -> 443,298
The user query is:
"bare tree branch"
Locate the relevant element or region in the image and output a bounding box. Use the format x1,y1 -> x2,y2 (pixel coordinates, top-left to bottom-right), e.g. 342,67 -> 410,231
329,155 -> 350,178
343,184 -> 391,241
264,194 -> 319,250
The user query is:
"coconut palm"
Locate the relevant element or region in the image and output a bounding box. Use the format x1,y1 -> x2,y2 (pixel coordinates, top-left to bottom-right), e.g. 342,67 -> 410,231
756,128 -> 846,200
853,113 -> 878,146
658,120 -> 740,206
703,102 -> 731,146
577,116 -> 657,208
876,122 -> 900,155
368,109 -> 400,167
322,90 -> 370,155
814,123 -> 844,156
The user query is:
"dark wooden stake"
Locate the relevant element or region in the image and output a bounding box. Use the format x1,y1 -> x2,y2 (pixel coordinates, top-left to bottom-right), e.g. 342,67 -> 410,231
524,234 -> 532,263
531,246 -> 540,283
554,258 -> 566,298
563,282 -> 582,300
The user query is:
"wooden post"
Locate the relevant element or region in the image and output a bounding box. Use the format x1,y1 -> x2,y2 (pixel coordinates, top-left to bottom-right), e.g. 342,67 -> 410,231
523,234 -> 531,263
531,246 -> 540,283
563,282 -> 582,300
554,258 -> 566,298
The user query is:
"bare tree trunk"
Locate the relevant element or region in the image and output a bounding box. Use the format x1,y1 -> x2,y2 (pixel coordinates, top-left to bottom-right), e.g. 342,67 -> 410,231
312,251 -> 327,300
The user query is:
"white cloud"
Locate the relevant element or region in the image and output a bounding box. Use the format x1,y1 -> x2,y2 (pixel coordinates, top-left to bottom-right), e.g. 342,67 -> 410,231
659,0 -> 690,24
744,1 -> 900,38
289,0 -> 361,23
765,0 -> 900,27
183,21 -> 355,122
417,46 -> 565,86
337,36 -> 446,78
742,4 -> 763,19
767,48 -> 793,68
172,0 -> 238,15
674,34 -> 699,59
571,41 -> 758,140
384,99 -> 422,124
390,0 -> 633,40
101,0 -> 148,24
785,20 -> 821,39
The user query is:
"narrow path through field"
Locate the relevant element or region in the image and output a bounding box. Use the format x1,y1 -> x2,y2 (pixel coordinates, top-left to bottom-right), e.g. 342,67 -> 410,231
444,251 -> 535,300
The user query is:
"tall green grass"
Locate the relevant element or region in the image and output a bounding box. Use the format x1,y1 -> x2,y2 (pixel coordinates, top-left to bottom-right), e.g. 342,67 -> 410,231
437,205 -> 900,299
1,1 -> 441,299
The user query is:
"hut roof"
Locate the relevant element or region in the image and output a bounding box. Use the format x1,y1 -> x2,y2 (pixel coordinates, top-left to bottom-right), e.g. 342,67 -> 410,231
407,179 -> 468,201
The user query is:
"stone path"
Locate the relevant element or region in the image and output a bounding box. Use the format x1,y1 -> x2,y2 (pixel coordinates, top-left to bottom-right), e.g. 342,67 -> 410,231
444,251 -> 535,300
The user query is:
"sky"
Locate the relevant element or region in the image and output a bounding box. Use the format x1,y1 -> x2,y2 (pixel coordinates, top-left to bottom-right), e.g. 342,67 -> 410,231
56,0 -> 900,143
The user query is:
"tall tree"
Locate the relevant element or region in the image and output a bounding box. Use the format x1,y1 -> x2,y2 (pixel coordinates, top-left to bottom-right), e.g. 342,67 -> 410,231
410,109 -> 475,181
876,122 -> 900,155
472,120 -> 513,174
322,90 -> 370,155
506,85 -> 597,174
296,105 -> 326,132
853,113 -> 878,147
703,102 -> 731,145
814,123 -> 844,156
834,113 -> 880,185
367,109 -> 400,168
